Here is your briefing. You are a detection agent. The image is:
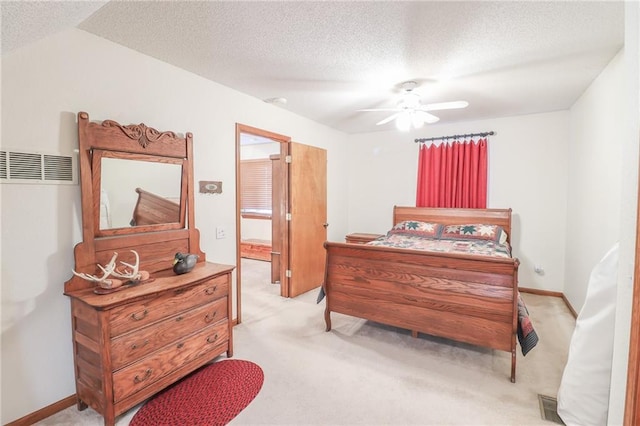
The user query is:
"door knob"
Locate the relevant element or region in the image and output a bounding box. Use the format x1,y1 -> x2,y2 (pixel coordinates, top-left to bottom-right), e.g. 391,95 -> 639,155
322,223 -> 329,228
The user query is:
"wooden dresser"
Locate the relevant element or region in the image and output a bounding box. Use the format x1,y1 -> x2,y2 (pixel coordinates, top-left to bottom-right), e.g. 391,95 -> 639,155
65,112 -> 234,425
65,263 -> 233,424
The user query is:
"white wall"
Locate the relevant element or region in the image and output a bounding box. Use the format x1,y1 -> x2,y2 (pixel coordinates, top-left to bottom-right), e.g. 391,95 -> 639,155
564,46 -> 636,425
0,28 -> 350,424
565,50 -> 626,312
347,111 -> 570,292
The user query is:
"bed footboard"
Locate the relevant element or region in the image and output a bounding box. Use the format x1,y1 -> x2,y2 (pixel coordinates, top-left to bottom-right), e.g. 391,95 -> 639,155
322,241 -> 520,382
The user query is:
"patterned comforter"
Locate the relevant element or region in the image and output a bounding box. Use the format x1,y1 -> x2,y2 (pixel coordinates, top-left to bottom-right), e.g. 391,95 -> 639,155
366,233 -> 512,259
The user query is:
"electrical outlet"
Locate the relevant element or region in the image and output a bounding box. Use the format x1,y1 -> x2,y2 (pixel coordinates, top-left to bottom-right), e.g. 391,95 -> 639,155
216,226 -> 226,239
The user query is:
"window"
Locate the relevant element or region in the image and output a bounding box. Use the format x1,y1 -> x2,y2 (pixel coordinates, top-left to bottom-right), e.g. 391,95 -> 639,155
416,139 -> 488,208
240,158 -> 272,218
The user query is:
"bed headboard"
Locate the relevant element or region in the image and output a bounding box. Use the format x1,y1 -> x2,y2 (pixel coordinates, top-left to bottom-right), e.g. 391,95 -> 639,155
392,206 -> 513,244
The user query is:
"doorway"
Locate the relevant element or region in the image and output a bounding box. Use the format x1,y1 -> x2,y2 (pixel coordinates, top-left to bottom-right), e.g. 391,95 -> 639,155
235,124 -> 328,324
236,124 -> 290,324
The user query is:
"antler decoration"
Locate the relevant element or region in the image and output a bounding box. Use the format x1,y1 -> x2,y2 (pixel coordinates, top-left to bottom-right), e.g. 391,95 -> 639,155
72,251 -> 150,290
111,250 -> 150,282
72,252 -> 122,289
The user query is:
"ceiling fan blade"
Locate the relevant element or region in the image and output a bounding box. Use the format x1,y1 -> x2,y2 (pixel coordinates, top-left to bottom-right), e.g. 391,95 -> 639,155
376,113 -> 400,126
415,111 -> 440,124
357,108 -> 402,112
420,101 -> 469,111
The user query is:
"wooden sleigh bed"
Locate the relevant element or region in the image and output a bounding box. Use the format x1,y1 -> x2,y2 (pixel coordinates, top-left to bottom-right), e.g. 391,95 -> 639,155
322,206 -> 523,382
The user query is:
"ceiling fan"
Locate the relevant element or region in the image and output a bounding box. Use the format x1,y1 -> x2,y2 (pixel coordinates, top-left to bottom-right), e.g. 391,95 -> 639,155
358,81 -> 469,131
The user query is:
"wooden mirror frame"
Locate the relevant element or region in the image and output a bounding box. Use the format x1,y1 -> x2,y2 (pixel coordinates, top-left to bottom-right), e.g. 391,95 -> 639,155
66,112 -> 204,293
91,149 -> 188,236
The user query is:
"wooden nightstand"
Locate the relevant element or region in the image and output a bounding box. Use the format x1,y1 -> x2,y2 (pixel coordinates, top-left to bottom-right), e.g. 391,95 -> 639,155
345,233 -> 384,244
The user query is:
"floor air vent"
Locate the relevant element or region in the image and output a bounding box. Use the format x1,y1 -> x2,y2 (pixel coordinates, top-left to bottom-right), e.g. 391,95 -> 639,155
0,149 -> 76,184
538,394 -> 565,424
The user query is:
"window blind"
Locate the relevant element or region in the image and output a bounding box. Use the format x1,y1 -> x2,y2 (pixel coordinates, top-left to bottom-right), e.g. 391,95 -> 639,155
240,158 -> 272,215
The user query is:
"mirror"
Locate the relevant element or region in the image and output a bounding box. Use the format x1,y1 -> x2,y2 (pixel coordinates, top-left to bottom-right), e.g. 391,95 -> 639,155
100,157 -> 182,228
93,149 -> 187,237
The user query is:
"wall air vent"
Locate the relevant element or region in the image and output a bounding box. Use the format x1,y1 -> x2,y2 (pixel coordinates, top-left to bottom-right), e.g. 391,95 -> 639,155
0,149 -> 77,184
0,151 -> 6,179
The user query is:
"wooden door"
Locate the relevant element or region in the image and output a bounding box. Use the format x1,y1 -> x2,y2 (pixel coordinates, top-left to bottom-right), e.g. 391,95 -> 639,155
287,142 -> 327,298
270,154 -> 282,285
270,144 -> 290,297
624,131 -> 640,425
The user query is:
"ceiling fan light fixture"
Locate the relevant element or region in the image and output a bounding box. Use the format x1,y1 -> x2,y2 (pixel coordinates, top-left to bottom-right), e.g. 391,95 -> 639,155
360,80 -> 466,130
399,92 -> 421,109
411,112 -> 425,129
396,111 -> 412,132
395,110 -> 441,131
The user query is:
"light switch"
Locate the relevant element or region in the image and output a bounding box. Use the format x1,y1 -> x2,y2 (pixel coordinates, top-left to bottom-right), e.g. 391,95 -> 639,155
216,226 -> 226,239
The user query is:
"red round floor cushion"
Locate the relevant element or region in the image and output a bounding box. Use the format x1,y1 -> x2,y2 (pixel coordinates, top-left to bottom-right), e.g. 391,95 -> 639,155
130,359 -> 264,426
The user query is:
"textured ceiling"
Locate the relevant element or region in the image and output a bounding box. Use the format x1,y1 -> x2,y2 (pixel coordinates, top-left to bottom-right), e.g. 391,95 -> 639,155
2,1 -> 625,134
1,1 -> 107,54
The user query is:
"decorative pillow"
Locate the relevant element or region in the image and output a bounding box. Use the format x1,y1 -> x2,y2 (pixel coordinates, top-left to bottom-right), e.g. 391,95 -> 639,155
387,221 -> 442,238
441,224 -> 508,244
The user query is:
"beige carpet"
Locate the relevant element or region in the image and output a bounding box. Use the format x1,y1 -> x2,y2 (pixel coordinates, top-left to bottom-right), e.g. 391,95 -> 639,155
38,258 -> 574,425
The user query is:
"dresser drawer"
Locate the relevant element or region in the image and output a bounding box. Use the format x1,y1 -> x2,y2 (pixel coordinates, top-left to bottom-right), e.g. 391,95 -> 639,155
109,275 -> 228,337
111,297 -> 228,370
112,320 -> 229,402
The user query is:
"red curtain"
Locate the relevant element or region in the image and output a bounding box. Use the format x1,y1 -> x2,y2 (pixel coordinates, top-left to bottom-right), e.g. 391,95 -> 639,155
416,138 -> 487,208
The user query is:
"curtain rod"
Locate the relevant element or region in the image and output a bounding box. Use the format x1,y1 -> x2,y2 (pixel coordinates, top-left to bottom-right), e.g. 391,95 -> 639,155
414,131 -> 495,143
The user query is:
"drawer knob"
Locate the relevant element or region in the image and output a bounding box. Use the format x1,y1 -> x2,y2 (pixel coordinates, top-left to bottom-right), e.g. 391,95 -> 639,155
131,310 -> 148,321
133,368 -> 152,384
177,342 -> 184,349
176,315 -> 184,322
206,334 -> 219,344
205,285 -> 218,295
131,340 -> 149,350
204,312 -> 217,323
